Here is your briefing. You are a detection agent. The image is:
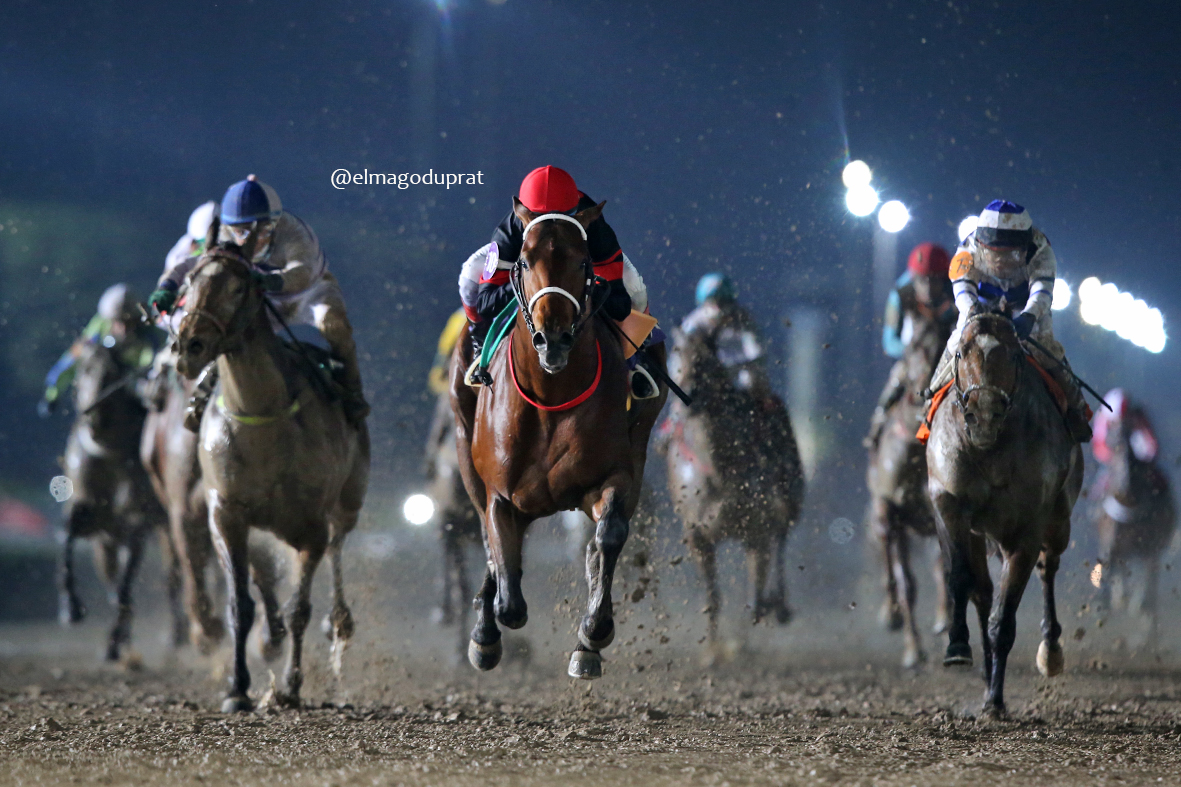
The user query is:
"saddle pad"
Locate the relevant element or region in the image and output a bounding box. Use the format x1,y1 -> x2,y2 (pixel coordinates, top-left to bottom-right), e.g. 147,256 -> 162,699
915,355 -> 1075,445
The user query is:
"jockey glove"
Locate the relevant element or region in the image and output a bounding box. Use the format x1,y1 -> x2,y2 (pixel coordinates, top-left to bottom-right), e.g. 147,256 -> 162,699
253,271 -> 285,293
148,287 -> 177,314
1013,312 -> 1036,340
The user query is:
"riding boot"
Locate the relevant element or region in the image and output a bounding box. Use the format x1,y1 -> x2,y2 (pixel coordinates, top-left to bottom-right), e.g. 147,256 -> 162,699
1045,359 -> 1093,443
331,343 -> 370,426
464,321 -> 494,388
184,363 -> 218,433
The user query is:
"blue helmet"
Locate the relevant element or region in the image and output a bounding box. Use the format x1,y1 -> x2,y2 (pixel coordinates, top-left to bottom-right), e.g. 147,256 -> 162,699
974,200 -> 1032,247
695,273 -> 736,306
220,175 -> 283,225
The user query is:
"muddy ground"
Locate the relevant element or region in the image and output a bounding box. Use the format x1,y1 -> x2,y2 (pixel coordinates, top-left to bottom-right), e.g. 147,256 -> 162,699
2,520 -> 1179,786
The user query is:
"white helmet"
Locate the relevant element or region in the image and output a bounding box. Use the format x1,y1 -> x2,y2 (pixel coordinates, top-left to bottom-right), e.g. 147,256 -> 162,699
187,201 -> 220,241
97,283 -> 136,321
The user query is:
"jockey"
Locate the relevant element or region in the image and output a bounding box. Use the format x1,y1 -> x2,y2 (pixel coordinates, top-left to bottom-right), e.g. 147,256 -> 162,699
681,273 -> 776,403
39,284 -> 157,416
865,243 -> 957,448
458,165 -> 659,399
148,176 -> 369,428
1092,388 -> 1159,465
928,200 -> 1091,442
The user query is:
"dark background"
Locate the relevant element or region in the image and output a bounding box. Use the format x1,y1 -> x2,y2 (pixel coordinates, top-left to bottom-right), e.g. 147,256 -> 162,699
2,0 -> 1178,518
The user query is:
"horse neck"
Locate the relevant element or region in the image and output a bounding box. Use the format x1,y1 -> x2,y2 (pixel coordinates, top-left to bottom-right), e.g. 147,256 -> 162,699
216,303 -> 293,415
509,314 -> 599,401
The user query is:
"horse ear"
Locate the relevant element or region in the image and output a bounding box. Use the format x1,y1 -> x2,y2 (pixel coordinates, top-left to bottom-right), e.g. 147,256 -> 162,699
513,197 -> 537,228
574,200 -> 606,230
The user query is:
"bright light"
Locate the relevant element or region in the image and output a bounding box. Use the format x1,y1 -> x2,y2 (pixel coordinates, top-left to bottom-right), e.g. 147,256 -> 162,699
877,200 -> 910,233
957,215 -> 979,243
403,494 -> 435,526
845,185 -> 879,217
842,160 -> 872,189
1090,563 -> 1103,589
1051,279 -> 1072,311
1076,275 -> 1166,353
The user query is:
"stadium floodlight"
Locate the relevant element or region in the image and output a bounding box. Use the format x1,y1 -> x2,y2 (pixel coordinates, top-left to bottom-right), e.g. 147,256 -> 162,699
845,184 -> 879,217
403,494 -> 436,526
877,200 -> 910,233
1051,279 -> 1072,311
842,160 -> 872,189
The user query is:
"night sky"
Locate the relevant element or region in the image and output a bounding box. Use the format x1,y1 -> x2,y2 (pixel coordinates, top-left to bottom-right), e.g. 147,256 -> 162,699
2,0 -> 1179,493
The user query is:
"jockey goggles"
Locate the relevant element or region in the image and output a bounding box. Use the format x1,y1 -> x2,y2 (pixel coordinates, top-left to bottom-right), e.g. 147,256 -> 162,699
224,220 -> 275,259
976,243 -> 1026,279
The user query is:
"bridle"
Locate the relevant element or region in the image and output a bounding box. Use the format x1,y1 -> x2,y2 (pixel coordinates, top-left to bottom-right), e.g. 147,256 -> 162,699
509,213 -> 603,342
951,312 -> 1018,418
177,251 -> 260,354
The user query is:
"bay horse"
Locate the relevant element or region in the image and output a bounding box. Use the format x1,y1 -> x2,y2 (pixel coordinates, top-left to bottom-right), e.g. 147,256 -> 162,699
926,311 -> 1082,716
450,199 -> 667,679
1091,395 -> 1176,644
58,340 -> 181,662
175,245 -> 369,712
658,324 -> 803,662
423,387 -> 482,659
866,308 -> 950,668
139,355 -> 288,659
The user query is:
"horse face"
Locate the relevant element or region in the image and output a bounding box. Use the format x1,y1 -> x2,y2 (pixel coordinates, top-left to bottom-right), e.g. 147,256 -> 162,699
958,323 -> 1019,449
175,256 -> 254,379
513,198 -> 602,374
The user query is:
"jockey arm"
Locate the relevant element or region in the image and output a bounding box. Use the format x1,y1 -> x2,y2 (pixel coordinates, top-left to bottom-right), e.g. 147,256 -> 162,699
882,285 -> 905,359
947,231 -> 1055,338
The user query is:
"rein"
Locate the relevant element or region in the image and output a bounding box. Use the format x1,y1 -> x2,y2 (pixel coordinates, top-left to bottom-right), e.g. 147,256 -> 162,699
951,312 -> 1018,416
510,213 -> 599,342
508,329 -> 602,412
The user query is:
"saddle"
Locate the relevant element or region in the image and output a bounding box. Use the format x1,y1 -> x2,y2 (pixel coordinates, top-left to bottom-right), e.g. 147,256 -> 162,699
916,354 -> 1068,445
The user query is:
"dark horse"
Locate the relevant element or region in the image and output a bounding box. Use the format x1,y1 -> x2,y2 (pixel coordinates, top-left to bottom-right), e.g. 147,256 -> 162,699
176,246 -> 369,712
1091,395 -> 1176,644
866,309 -> 950,668
451,200 -> 667,679
423,386 -> 482,657
926,311 -> 1082,716
659,325 -> 803,662
59,340 -> 181,662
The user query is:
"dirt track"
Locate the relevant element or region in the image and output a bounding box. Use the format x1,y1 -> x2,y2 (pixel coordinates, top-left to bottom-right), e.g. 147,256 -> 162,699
2,523 -> 1179,786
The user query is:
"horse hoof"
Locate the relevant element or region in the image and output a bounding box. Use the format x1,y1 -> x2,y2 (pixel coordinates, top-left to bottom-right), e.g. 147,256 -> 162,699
902,648 -> 927,670
578,620 -> 614,651
221,695 -> 254,714
468,638 -> 502,671
981,700 -> 1007,720
943,642 -> 973,668
1037,641 -> 1064,677
879,604 -> 904,632
932,619 -> 949,636
774,605 -> 792,626
567,649 -> 602,680
59,598 -> 86,627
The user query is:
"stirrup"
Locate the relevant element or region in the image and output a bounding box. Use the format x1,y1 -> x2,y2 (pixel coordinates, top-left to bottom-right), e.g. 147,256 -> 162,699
464,359 -> 492,388
629,366 -> 660,400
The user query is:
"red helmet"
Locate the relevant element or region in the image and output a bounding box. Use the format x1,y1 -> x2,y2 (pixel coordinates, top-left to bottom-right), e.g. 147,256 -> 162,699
907,242 -> 951,277
519,166 -> 580,213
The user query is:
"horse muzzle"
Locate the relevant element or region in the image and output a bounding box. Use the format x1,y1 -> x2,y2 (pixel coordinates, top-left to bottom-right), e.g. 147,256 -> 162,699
175,334 -> 215,379
532,330 -> 574,374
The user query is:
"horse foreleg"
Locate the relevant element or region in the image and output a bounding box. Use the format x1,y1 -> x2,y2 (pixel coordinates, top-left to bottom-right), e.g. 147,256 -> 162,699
280,543 -> 325,707
931,539 -> 949,635
570,486 -> 629,680
247,542 -> 286,664
933,494 -> 975,668
209,506 -> 255,713
771,530 -> 792,624
157,526 -> 189,649
175,498 -> 224,652
969,534 -> 994,684
1144,555 -> 1160,650
893,529 -> 925,669
984,548 -> 1036,718
1036,550 -> 1065,677
486,497 -> 528,630
326,534 -> 354,678
690,527 -> 721,649
873,500 -> 903,631
58,529 -> 86,626
468,565 -> 502,671
105,526 -> 147,662
746,540 -> 772,625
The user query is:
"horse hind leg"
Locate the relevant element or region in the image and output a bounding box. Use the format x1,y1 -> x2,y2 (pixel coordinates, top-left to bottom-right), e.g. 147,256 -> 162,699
278,542 -> 326,708
58,527 -> 87,626
984,548 -> 1037,718
968,534 -> 994,683
468,565 -> 502,671
325,532 -> 355,678
247,542 -> 287,664
893,530 -> 926,669
570,487 -> 630,680
770,530 -> 792,624
874,501 -> 904,631
453,533 -> 474,665
931,539 -> 949,635
690,528 -> 722,657
105,527 -> 148,664
158,526 -> 189,649
746,540 -> 772,625
1036,551 -> 1065,677
436,524 -> 461,626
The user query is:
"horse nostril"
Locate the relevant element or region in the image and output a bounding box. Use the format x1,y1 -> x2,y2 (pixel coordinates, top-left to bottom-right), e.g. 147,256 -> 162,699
532,333 -> 547,351
187,338 -> 205,356
964,412 -> 978,425
559,331 -> 574,349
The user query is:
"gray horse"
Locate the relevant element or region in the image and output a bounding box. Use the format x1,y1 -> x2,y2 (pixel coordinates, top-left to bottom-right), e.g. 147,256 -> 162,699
926,311 -> 1082,717
1090,395 -> 1176,644
140,355 -> 288,659
659,326 -> 804,660
866,307 -> 950,668
59,341 -> 181,662
175,248 -> 370,712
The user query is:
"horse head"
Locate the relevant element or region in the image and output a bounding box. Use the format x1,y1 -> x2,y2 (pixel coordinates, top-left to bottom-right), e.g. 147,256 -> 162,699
953,311 -> 1023,449
175,249 -> 264,379
511,197 -> 603,374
